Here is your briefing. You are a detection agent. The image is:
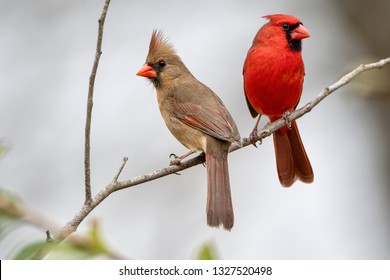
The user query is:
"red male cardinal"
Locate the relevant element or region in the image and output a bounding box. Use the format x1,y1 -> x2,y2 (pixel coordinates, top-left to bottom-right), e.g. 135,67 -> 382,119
243,14 -> 314,187
137,30 -> 241,230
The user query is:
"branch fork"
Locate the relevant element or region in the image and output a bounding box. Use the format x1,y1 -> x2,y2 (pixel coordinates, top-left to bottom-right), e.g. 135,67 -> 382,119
39,0 -> 390,257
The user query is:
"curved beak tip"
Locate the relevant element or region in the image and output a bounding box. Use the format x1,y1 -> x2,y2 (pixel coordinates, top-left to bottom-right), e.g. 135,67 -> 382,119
291,24 -> 310,40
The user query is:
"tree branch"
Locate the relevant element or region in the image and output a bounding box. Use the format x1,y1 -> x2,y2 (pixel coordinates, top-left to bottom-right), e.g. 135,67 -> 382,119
41,0 -> 390,253
84,0 -> 111,205
52,56 -> 390,244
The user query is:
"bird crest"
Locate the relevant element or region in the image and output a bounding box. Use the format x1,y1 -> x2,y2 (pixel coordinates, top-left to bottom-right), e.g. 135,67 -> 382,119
147,30 -> 178,62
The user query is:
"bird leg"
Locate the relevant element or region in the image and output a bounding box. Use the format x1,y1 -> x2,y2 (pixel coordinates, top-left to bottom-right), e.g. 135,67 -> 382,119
169,150 -> 196,166
249,114 -> 262,147
283,111 -> 292,130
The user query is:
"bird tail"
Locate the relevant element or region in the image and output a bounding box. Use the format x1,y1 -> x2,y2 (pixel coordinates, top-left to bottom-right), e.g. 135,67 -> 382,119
206,139 -> 234,231
273,120 -> 314,187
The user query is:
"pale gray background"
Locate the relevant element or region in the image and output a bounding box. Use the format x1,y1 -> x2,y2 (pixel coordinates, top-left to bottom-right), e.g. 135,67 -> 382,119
1,0 -> 389,259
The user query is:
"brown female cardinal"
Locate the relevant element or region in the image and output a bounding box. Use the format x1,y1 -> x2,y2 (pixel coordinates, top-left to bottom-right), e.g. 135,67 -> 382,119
137,30 -> 241,230
243,14 -> 314,187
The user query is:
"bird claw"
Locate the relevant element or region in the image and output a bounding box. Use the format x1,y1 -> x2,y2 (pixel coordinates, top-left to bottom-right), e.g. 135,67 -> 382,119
248,128 -> 261,147
169,153 -> 181,166
283,111 -> 292,130
169,150 -> 196,166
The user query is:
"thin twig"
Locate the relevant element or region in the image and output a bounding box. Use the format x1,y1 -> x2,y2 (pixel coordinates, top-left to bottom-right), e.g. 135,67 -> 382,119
112,157 -> 128,184
52,57 -> 390,243
84,0 -> 111,205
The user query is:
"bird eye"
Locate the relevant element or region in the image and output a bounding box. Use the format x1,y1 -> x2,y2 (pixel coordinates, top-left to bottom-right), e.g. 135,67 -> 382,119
282,23 -> 290,31
158,60 -> 166,68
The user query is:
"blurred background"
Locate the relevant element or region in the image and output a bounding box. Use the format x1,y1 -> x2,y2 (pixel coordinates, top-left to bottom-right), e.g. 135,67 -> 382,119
1,0 -> 389,259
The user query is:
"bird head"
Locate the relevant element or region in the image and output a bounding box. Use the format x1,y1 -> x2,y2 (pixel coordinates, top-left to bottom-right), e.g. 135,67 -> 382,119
137,30 -> 188,88
263,14 -> 310,51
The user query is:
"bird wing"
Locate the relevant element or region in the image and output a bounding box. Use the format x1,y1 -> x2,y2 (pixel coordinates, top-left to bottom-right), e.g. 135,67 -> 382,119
243,56 -> 260,118
172,99 -> 239,143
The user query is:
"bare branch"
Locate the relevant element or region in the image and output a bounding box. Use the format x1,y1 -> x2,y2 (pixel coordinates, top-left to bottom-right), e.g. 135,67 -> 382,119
84,0 -> 111,205
35,0 -> 390,254
51,57 -> 390,245
19,0 -> 389,260
112,157 -> 128,184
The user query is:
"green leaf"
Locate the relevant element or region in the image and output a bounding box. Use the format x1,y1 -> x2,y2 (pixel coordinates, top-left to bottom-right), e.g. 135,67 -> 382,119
195,241 -> 218,260
45,220 -> 111,259
0,189 -> 24,219
85,219 -> 109,254
12,240 -> 56,260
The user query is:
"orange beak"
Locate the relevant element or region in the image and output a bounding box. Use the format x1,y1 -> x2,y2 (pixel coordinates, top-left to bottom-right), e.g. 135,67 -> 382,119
136,64 -> 157,78
290,24 -> 310,40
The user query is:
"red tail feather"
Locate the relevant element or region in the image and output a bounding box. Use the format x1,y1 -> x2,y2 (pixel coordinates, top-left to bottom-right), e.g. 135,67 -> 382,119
273,121 -> 313,187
